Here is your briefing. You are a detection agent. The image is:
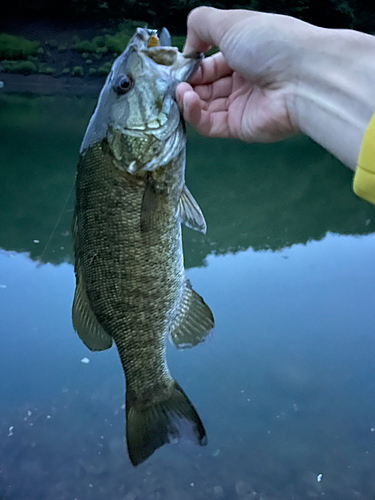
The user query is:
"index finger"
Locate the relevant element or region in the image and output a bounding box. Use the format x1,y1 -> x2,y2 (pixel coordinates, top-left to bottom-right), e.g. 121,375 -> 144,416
188,52 -> 233,86
183,7 -> 253,54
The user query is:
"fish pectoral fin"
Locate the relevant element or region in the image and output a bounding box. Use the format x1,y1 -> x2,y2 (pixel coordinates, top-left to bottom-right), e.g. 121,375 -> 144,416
126,381 -> 206,466
72,280 -> 113,351
140,175 -> 160,233
169,279 -> 214,349
177,184 -> 207,234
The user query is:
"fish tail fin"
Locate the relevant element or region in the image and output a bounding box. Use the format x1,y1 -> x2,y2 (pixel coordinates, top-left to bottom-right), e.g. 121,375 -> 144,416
125,381 -> 206,466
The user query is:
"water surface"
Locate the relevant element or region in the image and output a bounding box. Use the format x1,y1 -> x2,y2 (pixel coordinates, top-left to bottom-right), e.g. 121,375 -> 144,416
1,94 -> 375,500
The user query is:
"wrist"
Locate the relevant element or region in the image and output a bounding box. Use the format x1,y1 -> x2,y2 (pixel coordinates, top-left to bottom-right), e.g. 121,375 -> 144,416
289,28 -> 375,170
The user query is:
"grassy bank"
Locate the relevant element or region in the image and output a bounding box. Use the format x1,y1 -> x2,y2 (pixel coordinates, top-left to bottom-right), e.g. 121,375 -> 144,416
0,21 -> 186,79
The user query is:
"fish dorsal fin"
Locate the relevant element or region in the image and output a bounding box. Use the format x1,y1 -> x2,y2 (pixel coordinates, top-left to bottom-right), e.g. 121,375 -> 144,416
169,280 -> 214,349
72,279 -> 113,351
177,184 -> 207,234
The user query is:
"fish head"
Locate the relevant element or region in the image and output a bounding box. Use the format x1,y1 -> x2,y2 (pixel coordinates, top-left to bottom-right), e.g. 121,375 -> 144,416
80,28 -> 202,173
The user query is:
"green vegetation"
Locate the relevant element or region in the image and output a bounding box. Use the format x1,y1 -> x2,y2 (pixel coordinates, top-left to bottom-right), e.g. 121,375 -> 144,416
3,0 -> 374,33
104,32 -> 131,56
72,66 -> 84,77
38,65 -> 55,75
72,31 -> 132,57
57,43 -> 68,52
0,33 -> 40,60
1,1 -> 373,80
170,36 -> 185,52
97,61 -> 112,76
45,39 -> 59,49
0,18 -> 153,78
73,35 -> 108,55
0,60 -> 38,74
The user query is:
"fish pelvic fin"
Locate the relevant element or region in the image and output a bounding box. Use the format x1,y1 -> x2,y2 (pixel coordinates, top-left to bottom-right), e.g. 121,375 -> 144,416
177,184 -> 207,234
126,381 -> 207,466
169,279 -> 214,349
72,278 -> 113,351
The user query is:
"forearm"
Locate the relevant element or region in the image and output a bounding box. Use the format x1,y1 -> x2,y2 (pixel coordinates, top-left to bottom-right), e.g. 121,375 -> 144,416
290,28 -> 375,170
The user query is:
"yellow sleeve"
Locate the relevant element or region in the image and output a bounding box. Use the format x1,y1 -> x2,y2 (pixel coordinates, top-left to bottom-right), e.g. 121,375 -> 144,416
353,111 -> 375,205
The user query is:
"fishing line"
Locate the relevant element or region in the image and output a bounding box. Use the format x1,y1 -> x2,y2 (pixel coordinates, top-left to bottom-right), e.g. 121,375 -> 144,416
38,178 -> 75,263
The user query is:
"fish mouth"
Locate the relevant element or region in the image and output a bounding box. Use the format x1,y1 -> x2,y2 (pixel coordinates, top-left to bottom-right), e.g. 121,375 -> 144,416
132,27 -> 172,49
120,28 -> 201,137
132,27 -> 202,80
79,28 -> 200,154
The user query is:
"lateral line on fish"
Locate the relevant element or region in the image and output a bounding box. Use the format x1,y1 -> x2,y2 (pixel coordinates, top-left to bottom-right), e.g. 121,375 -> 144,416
38,180 -> 75,263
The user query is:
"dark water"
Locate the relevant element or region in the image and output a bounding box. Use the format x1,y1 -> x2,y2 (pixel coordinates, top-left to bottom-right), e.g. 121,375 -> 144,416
1,93 -> 375,500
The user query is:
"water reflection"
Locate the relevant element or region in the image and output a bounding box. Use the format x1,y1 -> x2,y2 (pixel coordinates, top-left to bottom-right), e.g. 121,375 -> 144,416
1,93 -> 375,499
1,94 -> 375,266
1,233 -> 375,499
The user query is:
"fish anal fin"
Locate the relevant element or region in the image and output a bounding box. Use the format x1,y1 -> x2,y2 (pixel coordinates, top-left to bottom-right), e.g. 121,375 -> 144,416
126,381 -> 206,466
72,279 -> 113,351
177,184 -> 207,234
169,279 -> 214,349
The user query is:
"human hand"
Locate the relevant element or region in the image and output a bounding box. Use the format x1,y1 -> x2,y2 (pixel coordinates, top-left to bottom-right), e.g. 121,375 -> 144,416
176,7 -> 375,170
176,7 -> 314,143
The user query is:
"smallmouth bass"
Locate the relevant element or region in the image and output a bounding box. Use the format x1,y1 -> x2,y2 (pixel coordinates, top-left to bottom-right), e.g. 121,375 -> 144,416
72,27 -> 214,466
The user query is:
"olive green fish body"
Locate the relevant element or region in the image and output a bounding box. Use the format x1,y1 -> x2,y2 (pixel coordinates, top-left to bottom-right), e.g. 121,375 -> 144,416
74,139 -> 184,396
72,28 -> 213,466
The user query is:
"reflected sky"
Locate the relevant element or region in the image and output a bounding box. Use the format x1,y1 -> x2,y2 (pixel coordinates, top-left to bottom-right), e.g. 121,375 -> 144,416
1,92 -> 375,499
1,231 -> 375,499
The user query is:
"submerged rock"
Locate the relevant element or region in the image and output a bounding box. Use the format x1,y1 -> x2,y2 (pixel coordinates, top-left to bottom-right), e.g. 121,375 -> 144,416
235,480 -> 253,497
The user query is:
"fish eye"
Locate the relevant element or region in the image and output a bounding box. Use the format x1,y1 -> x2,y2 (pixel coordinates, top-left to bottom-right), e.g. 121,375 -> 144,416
113,75 -> 133,95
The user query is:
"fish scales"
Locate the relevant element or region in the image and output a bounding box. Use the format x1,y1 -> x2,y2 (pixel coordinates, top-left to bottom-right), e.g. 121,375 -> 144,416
75,141 -> 184,388
72,27 -> 214,466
